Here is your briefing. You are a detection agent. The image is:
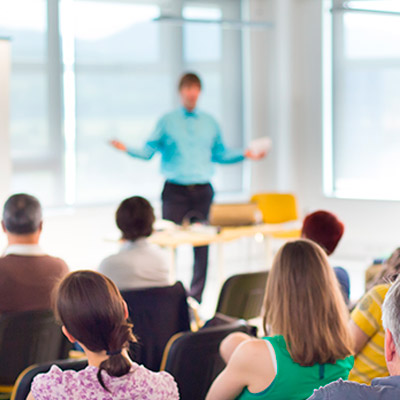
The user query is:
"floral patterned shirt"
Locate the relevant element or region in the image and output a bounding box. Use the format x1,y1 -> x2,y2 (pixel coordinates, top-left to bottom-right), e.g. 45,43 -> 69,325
31,363 -> 179,399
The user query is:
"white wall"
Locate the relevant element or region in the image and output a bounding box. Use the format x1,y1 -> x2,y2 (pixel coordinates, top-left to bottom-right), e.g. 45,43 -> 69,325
285,0 -> 400,259
242,0 -> 400,262
0,39 -> 11,208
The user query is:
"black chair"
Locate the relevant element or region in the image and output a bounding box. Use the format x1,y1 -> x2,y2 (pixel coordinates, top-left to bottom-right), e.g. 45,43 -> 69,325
0,309 -> 72,388
120,281 -> 191,371
161,320 -> 257,400
215,271 -> 268,320
11,358 -> 88,400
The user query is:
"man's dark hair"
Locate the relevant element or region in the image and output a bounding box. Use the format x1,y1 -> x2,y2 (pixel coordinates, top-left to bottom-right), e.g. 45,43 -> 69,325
178,72 -> 202,90
2,193 -> 43,234
116,196 -> 155,241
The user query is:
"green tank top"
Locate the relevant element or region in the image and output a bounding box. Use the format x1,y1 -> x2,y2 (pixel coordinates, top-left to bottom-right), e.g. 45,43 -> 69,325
236,335 -> 354,400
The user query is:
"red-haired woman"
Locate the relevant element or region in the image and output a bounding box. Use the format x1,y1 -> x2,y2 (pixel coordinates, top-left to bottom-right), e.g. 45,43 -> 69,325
301,210 -> 350,304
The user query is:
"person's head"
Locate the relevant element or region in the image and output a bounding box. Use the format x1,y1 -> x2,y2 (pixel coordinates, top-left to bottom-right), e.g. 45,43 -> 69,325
55,270 -> 135,391
1,193 -> 43,242
369,248 -> 400,291
301,210 -> 344,255
382,277 -> 400,375
116,196 -> 155,241
263,239 -> 352,366
178,72 -> 202,111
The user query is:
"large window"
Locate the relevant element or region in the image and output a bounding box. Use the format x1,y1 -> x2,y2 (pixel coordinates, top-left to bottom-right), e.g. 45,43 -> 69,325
0,0 -> 62,205
324,1 -> 400,200
0,0 -> 245,207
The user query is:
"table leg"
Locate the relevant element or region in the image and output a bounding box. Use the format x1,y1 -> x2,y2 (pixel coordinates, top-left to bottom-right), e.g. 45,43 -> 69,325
169,246 -> 177,283
265,235 -> 273,269
217,242 -> 225,287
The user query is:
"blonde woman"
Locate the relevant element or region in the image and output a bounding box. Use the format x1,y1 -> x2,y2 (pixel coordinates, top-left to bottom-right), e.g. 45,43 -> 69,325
206,239 -> 354,400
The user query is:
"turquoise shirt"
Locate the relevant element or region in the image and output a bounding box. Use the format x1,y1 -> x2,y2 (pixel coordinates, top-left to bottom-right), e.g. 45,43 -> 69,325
236,335 -> 354,400
127,107 -> 245,185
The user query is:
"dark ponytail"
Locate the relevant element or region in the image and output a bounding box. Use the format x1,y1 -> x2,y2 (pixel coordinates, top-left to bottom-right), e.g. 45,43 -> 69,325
97,323 -> 134,391
54,270 -> 136,392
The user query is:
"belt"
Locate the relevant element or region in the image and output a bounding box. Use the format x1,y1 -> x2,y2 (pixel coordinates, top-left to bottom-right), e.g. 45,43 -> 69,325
166,181 -> 210,189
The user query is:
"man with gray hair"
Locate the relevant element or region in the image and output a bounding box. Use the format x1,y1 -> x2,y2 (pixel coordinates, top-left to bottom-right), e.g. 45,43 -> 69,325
0,193 -> 69,313
308,277 -> 400,399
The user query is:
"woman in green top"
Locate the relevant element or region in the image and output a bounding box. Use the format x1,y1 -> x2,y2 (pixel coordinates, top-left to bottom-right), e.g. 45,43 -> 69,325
206,239 -> 354,400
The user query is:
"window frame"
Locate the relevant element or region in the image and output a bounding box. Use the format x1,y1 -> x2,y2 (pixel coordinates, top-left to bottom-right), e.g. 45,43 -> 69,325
5,0 -> 248,208
323,0 -> 400,200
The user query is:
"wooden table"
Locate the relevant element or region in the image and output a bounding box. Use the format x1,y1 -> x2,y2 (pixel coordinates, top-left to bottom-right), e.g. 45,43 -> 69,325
150,223 -> 301,283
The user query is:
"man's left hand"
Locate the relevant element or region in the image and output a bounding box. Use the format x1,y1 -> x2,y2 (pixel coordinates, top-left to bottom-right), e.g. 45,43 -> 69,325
244,150 -> 266,160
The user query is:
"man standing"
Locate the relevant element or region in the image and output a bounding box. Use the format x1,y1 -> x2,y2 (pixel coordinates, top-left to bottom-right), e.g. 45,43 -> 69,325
0,193 -> 69,313
308,277 -> 400,399
111,72 -> 264,302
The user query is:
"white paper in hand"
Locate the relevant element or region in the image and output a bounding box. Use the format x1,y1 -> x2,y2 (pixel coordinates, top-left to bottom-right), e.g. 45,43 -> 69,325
248,137 -> 272,157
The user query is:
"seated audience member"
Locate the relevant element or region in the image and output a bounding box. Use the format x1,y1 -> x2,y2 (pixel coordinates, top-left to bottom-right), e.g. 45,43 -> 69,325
309,275 -> 400,399
0,193 -> 69,313
98,196 -> 170,290
206,239 -> 354,400
366,247 -> 400,291
347,248 -> 400,384
301,210 -> 350,303
27,270 -> 179,400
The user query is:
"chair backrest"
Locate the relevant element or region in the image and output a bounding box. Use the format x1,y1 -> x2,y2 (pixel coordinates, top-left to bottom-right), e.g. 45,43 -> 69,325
0,309 -> 72,385
251,193 -> 298,224
215,271 -> 268,320
120,281 -> 191,371
161,320 -> 256,400
11,358 -> 88,400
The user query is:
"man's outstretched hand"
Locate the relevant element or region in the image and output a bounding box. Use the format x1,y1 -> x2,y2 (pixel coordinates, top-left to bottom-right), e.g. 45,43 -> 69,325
244,149 -> 266,160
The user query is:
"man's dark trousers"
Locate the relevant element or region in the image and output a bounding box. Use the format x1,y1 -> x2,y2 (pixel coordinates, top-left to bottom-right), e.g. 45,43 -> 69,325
162,181 -> 214,303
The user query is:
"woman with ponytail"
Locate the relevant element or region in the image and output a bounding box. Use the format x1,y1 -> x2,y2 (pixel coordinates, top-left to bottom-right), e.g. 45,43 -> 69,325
27,270 -> 179,400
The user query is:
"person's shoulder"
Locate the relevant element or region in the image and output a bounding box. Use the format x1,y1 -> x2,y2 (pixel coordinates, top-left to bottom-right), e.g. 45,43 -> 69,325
364,283 -> 390,296
308,378 -> 369,399
143,240 -> 168,258
372,283 -> 390,297
98,253 -> 120,272
0,255 -> 11,268
236,337 -> 268,354
31,365 -> 78,397
160,109 -> 182,121
33,365 -> 63,385
50,255 -> 68,266
230,337 -> 270,372
0,253 -> 21,263
34,364 -> 81,382
41,255 -> 69,273
197,109 -> 218,122
32,365 -> 103,399
133,365 -> 179,398
359,283 -> 389,309
354,283 -> 388,313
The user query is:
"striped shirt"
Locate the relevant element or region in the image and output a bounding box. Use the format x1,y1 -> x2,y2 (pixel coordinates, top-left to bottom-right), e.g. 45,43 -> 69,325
348,284 -> 390,384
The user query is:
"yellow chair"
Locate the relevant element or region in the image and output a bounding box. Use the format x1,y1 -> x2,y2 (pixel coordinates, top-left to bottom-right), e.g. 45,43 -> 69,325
251,193 -> 298,223
250,193 -> 301,239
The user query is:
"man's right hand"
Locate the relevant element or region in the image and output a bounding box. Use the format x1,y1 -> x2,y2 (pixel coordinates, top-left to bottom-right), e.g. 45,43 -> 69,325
110,140 -> 127,152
